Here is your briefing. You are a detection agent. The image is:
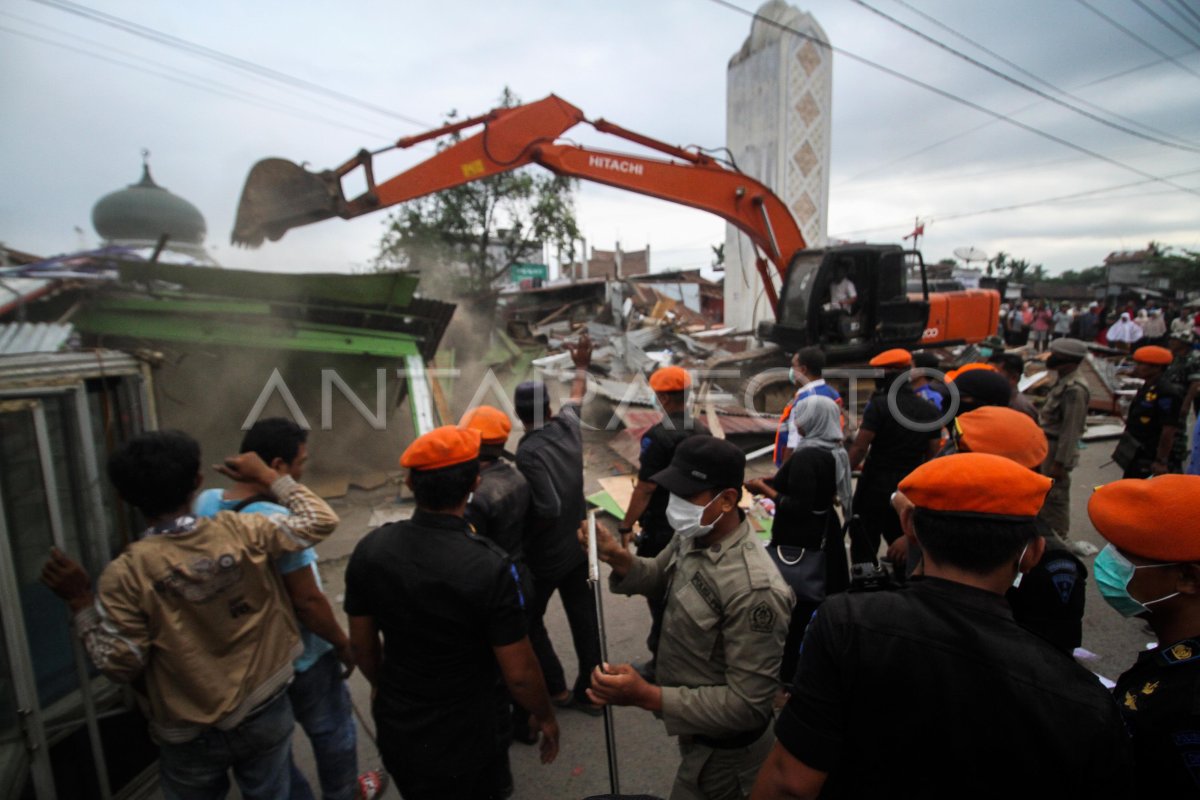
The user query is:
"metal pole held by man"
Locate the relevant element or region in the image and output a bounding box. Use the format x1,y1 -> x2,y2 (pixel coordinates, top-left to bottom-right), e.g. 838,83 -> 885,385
587,510 -> 621,796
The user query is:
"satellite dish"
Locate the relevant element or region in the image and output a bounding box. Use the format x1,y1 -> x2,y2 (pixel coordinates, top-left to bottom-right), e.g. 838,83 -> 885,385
953,246 -> 989,264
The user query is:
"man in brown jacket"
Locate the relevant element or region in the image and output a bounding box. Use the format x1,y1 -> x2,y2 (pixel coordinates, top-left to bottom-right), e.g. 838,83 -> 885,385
41,429 -> 338,799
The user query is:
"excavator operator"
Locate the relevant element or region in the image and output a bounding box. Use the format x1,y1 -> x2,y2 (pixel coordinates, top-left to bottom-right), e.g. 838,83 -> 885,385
822,259 -> 860,341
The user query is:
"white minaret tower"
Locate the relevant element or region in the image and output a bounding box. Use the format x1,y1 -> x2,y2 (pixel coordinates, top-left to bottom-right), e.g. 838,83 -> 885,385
725,0 -> 832,333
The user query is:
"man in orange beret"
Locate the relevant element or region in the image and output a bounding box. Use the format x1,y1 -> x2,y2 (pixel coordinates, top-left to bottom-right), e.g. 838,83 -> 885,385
846,348 -> 941,564
342,426 -> 559,799
619,364 -> 709,681
1119,345 -> 1185,478
889,406 -> 1089,654
1090,475 -> 1200,793
751,453 -> 1133,799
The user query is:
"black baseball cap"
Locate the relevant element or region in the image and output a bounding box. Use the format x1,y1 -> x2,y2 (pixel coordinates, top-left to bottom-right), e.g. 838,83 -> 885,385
651,436 -> 745,498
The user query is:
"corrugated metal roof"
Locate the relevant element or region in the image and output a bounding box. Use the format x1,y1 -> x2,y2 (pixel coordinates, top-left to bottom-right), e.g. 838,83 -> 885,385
0,349 -> 143,384
0,322 -> 75,354
0,277 -> 56,315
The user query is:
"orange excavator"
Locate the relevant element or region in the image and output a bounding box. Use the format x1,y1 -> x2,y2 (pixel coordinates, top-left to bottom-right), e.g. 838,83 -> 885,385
232,94 -> 998,364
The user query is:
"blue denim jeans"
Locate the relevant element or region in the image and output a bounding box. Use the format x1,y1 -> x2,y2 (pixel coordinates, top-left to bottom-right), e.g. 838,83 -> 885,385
158,689 -> 294,800
288,651 -> 359,800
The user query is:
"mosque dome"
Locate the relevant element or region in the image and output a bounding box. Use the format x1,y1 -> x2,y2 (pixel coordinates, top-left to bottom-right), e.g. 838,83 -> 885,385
92,162 -> 207,246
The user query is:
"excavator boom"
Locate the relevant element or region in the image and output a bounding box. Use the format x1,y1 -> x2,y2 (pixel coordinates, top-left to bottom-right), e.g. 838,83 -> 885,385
231,94 -> 803,310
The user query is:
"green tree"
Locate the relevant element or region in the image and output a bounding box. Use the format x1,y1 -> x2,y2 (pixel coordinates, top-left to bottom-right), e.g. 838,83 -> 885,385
373,88 -> 580,317
711,242 -> 724,268
1148,243 -> 1200,292
987,251 -> 1044,283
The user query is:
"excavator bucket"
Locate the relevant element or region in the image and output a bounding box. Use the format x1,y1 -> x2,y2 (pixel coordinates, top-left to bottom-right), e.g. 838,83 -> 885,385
231,158 -> 341,248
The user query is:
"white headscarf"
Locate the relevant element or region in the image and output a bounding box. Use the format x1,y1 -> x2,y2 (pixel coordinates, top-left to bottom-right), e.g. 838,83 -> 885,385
1107,312 -> 1144,344
791,395 -> 853,517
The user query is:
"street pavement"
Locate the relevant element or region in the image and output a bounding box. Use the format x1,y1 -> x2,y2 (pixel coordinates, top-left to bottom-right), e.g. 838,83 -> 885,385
190,426 -> 1159,799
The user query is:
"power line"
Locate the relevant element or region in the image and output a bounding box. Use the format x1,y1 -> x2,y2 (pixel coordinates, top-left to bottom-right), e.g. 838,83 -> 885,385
31,0 -> 435,130
835,53 -> 1184,187
704,0 -> 1200,199
883,0 -> 1198,149
1164,0 -> 1200,34
829,167 -> 1200,238
1131,0 -> 1200,49
0,21 -> 397,142
1072,0 -> 1200,80
851,0 -> 1200,154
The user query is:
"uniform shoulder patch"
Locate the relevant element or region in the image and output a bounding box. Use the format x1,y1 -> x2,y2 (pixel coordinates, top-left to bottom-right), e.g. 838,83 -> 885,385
1163,640 -> 1200,666
749,601 -> 776,633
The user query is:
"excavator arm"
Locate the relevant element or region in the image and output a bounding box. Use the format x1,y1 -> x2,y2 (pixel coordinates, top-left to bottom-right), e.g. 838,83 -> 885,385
232,94 -> 805,312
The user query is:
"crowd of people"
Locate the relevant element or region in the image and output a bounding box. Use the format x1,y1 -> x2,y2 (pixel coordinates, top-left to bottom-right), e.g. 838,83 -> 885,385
1002,297 -> 1200,353
32,323 -> 1200,800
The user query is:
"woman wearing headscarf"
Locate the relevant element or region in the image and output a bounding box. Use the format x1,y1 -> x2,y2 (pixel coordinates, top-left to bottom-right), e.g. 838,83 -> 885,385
1107,311 -> 1144,352
745,395 -> 851,683
1142,309 -> 1167,343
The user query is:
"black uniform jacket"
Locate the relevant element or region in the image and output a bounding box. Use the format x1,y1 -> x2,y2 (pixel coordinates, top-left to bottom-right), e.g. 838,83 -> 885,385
777,577 -> 1133,799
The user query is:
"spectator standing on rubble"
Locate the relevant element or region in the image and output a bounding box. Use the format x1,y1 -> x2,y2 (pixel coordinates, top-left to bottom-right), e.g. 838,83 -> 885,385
847,349 -> 941,564
40,430 -> 339,799
514,335 -> 603,715
587,436 -> 793,800
193,418 -> 387,800
750,454 -> 1133,799
1120,346 -> 1185,478
345,426 -> 559,799
1090,475 -> 1200,794
460,404 -> 538,790
773,347 -> 842,467
618,365 -> 709,681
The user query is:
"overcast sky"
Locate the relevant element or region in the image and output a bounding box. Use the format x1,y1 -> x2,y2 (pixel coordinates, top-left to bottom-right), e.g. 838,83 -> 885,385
2,0 -> 1198,277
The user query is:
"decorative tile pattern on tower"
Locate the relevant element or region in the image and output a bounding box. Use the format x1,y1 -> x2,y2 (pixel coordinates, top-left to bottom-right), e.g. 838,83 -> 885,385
725,1 -> 832,332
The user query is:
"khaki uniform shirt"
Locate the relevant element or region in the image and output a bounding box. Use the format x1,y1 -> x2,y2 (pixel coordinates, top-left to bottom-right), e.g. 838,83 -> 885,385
610,518 -> 794,738
1039,370 -> 1090,470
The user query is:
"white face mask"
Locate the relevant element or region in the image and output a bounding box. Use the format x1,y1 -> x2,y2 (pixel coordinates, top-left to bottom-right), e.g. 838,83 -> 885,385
666,492 -> 723,541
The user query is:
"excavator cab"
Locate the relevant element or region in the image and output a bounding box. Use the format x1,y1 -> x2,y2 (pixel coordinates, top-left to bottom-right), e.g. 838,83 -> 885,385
757,244 -> 930,360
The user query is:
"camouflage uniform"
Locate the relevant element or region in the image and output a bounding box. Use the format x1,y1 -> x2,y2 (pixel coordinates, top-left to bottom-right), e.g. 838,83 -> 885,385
1164,348 -> 1200,467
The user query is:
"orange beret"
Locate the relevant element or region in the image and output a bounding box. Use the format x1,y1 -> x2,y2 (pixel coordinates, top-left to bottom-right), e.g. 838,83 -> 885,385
953,406 -> 1048,469
898,452 -> 1051,519
1088,476 -> 1200,561
649,365 -> 691,393
870,348 -> 912,368
945,362 -> 997,383
400,425 -> 480,471
1133,345 -> 1173,366
459,405 -> 512,445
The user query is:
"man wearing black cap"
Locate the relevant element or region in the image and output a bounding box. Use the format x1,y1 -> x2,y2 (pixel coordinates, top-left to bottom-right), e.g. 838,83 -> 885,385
1038,337 -> 1093,554
514,336 -> 603,714
586,436 -> 793,800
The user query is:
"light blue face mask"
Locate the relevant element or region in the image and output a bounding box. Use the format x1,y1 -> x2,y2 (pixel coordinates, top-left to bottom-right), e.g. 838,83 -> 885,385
788,366 -> 798,385
1094,544 -> 1180,617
